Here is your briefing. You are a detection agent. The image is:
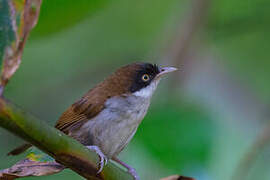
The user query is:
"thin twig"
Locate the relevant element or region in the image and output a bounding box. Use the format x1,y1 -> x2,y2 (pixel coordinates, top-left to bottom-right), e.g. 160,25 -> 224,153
232,122 -> 270,180
162,0 -> 211,84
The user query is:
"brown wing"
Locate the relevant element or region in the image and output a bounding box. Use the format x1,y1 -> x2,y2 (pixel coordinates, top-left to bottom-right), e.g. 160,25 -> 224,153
55,94 -> 105,133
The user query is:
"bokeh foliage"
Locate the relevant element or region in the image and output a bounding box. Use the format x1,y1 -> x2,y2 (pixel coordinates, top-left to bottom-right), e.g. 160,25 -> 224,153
31,0 -> 110,37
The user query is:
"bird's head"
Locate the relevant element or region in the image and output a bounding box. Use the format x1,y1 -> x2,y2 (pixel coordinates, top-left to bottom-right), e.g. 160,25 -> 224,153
107,62 -> 177,99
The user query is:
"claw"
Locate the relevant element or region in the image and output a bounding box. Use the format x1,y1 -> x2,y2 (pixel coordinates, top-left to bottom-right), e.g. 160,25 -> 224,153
104,157 -> 108,165
86,146 -> 108,174
128,167 -> 140,180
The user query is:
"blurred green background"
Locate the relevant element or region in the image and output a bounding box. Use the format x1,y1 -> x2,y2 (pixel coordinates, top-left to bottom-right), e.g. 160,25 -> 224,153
1,0 -> 270,179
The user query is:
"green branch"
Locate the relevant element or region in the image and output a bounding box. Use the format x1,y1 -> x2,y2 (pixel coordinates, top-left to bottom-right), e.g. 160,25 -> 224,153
0,97 -> 133,180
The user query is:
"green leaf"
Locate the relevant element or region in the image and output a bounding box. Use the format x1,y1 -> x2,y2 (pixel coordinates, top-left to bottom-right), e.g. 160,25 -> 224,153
27,147 -> 55,162
0,0 -> 41,88
0,0 -> 16,67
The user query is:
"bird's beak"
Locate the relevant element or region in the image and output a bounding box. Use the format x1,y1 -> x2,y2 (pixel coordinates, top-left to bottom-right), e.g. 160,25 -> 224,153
156,66 -> 178,78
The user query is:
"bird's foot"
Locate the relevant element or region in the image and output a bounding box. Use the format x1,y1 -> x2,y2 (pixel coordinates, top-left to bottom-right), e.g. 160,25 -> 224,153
86,146 -> 108,174
112,157 -> 140,180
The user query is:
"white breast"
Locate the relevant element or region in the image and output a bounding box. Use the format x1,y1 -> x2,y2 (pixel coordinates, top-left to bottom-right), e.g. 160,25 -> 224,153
77,95 -> 151,158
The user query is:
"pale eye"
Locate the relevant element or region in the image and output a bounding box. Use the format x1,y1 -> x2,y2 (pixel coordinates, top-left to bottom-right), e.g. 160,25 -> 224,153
142,74 -> 150,82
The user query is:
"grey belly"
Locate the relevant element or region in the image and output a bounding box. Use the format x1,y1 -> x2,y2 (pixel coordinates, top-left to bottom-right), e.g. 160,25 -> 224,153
71,95 -> 150,158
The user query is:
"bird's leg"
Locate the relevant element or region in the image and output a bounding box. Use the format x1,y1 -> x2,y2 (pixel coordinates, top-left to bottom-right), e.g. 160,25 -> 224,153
112,157 -> 140,180
86,146 -> 108,174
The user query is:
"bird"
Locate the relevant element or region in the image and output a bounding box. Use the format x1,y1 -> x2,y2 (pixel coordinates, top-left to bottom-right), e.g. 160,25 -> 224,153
8,62 -> 177,180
